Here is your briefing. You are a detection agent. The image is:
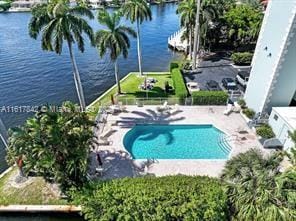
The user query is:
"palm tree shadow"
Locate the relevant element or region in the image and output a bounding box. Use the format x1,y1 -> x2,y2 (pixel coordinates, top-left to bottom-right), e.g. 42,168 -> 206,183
119,108 -> 184,146
90,150 -> 156,180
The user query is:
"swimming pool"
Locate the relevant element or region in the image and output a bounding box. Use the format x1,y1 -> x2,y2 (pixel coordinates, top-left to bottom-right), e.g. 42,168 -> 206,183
123,124 -> 231,159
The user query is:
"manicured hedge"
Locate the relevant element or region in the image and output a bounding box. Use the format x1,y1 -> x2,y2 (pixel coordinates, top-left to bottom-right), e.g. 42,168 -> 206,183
231,52 -> 253,65
72,176 -> 228,221
170,62 -> 179,71
171,68 -> 188,99
191,91 -> 228,105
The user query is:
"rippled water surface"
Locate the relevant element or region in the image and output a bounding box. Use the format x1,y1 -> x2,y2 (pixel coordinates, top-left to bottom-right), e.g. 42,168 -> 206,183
0,4 -> 182,176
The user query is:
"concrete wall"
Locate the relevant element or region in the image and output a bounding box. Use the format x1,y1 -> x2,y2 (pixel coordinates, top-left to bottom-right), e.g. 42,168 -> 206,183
267,30 -> 296,111
269,110 -> 294,150
244,0 -> 296,113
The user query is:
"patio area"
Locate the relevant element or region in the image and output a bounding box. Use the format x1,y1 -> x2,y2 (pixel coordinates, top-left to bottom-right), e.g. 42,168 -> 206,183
92,105 -> 268,179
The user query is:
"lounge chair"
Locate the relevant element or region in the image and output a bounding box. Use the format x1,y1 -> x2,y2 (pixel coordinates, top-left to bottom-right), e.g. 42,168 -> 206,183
100,126 -> 114,139
156,101 -> 169,112
223,104 -> 233,115
169,104 -> 180,115
233,101 -> 241,113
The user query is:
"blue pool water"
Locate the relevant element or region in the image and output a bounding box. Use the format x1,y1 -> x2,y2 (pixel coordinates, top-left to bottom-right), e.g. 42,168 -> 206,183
123,124 -> 231,159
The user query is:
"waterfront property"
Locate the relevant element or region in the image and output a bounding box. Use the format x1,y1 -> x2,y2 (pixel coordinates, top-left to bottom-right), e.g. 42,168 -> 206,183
93,105 -> 265,178
244,0 -> 296,114
243,0 -> 296,151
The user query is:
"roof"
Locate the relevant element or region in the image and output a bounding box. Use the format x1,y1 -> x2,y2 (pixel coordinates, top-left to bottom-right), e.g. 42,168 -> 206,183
272,107 -> 296,130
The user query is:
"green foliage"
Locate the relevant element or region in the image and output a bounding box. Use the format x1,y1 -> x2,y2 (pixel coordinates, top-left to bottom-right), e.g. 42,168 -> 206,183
169,62 -> 179,72
29,2 -> 94,54
224,4 -> 263,46
171,68 -> 188,100
256,124 -> 275,139
237,98 -> 246,108
242,107 -> 255,119
122,0 -> 152,24
6,101 -> 93,192
95,9 -> 136,61
231,52 -> 253,65
191,91 -> 228,105
71,176 -> 228,221
0,1 -> 11,11
221,149 -> 295,221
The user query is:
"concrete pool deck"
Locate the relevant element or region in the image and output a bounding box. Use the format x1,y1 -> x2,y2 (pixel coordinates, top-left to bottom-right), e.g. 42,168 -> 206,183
94,105 -> 269,179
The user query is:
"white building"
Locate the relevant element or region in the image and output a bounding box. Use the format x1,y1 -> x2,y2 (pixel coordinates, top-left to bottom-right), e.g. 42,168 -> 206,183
244,0 -> 296,114
269,107 -> 296,150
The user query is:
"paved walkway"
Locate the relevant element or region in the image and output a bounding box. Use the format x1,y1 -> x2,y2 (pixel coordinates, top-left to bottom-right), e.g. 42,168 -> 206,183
94,105 -> 268,179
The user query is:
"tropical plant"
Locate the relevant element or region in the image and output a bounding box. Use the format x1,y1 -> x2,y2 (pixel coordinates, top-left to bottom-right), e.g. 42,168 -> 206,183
0,0 -> 11,11
6,101 -> 93,191
28,0 -> 94,110
242,107 -> 255,119
95,9 -> 136,94
256,124 -> 275,139
221,149 -> 295,221
224,4 -> 263,46
122,0 -> 152,76
176,0 -> 196,59
71,176 -> 228,221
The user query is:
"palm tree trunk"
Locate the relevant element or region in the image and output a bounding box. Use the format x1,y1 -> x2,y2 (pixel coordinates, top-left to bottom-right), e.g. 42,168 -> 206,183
136,20 -> 143,76
114,60 -> 121,94
193,0 -> 201,69
189,28 -> 192,60
67,41 -> 86,111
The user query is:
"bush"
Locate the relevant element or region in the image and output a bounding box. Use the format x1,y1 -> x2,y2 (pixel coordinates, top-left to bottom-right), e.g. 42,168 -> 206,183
72,176 -> 228,221
191,91 -> 228,105
242,108 -> 255,119
256,124 -> 275,139
171,68 -> 188,100
170,62 -> 179,72
231,52 -> 253,65
237,98 -> 246,109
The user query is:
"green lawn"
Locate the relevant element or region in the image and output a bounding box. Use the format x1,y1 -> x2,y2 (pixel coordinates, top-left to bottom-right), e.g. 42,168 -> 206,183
87,72 -> 176,117
0,167 -> 67,205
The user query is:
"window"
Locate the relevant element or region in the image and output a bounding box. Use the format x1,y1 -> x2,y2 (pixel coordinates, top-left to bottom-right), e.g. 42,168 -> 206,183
274,114 -> 278,121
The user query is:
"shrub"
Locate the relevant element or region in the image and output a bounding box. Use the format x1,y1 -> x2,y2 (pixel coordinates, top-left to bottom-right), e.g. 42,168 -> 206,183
237,98 -> 246,109
171,68 -> 188,100
242,108 -> 255,119
256,124 -> 275,139
170,62 -> 179,71
72,176 -> 228,221
231,52 -> 253,65
191,91 -> 228,105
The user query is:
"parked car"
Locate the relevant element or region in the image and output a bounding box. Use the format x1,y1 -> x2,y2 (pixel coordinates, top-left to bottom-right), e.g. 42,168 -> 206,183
236,71 -> 250,88
222,78 -> 238,91
206,80 -> 220,91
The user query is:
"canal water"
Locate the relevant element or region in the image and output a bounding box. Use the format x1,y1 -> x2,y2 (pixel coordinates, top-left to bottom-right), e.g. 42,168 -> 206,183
0,3 -> 181,220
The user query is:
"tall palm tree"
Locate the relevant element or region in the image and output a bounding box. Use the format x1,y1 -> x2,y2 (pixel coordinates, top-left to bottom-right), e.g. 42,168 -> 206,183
28,1 -> 94,111
176,0 -> 196,59
95,9 -> 136,94
191,0 -> 218,68
122,0 -> 152,76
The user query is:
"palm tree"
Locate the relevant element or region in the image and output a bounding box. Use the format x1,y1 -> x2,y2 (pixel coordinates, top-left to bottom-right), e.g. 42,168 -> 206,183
221,149 -> 295,221
122,0 -> 152,77
191,0 -> 218,68
28,1 -> 94,111
95,9 -> 136,94
176,0 -> 196,59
